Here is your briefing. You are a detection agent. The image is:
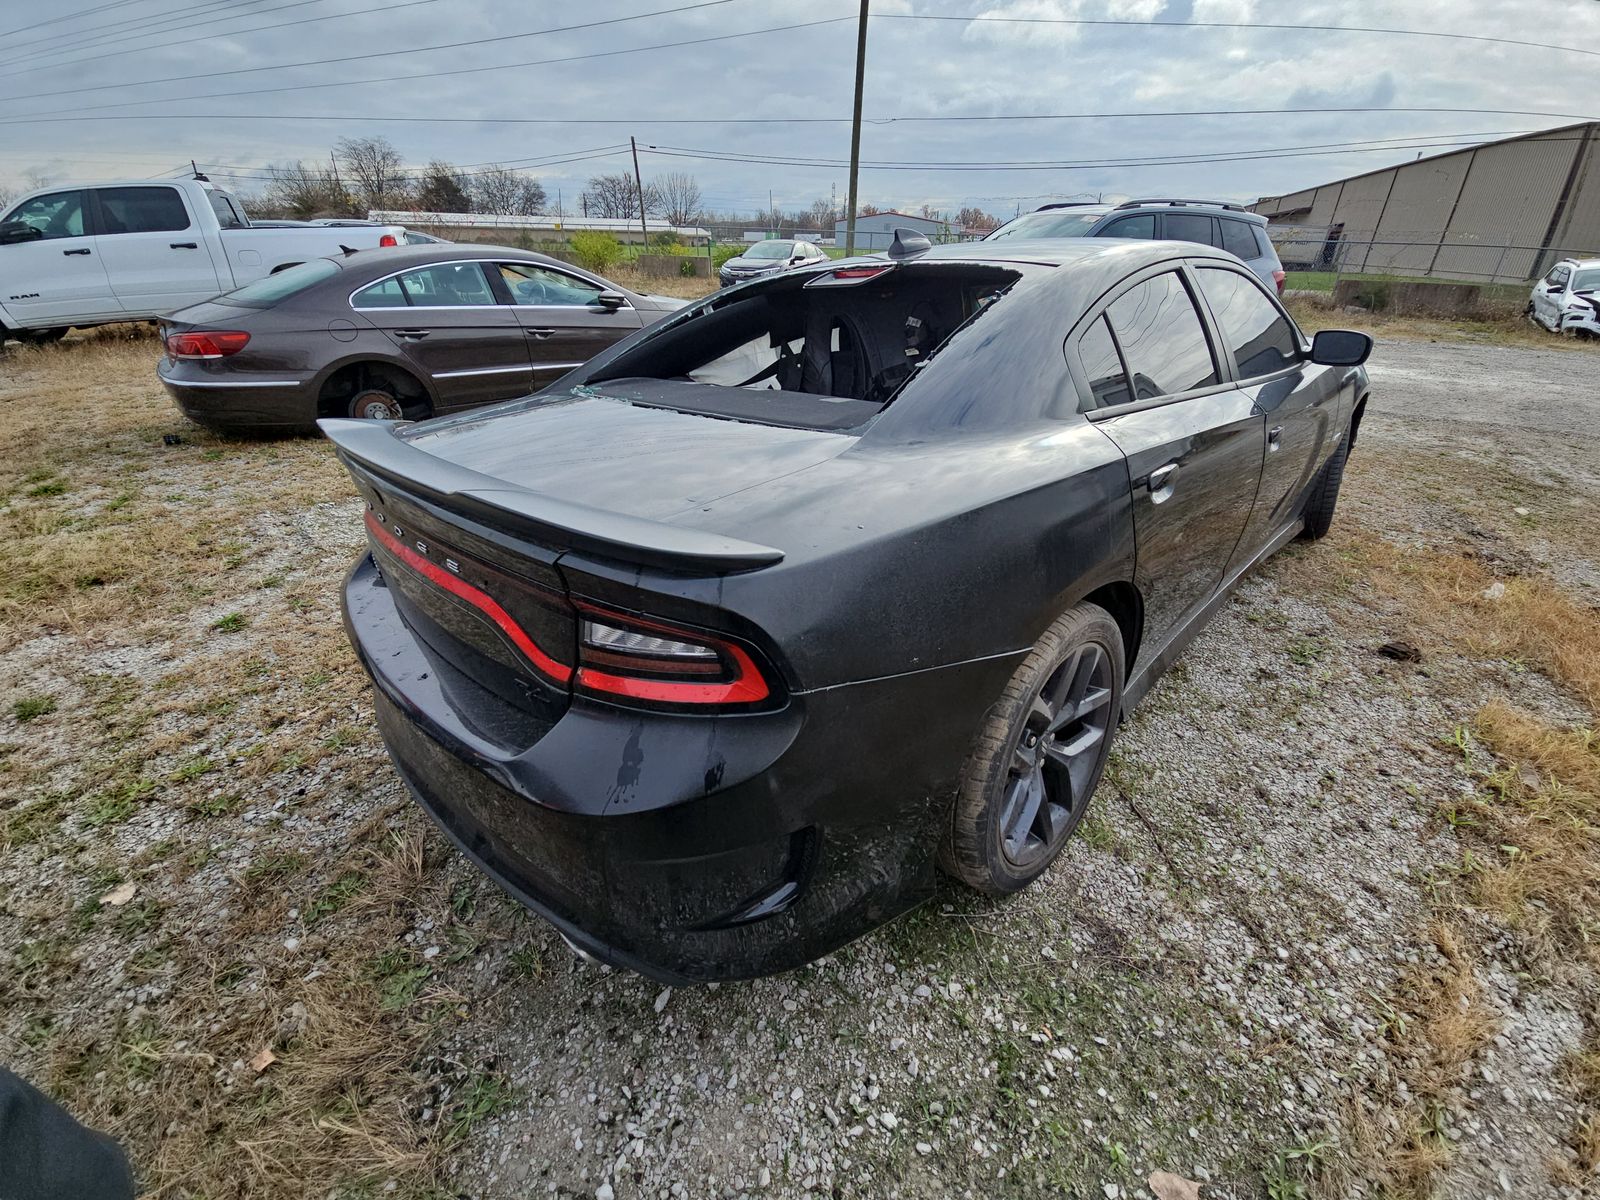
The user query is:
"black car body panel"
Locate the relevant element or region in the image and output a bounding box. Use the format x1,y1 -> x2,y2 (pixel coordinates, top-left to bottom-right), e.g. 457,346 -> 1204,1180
327,238 -> 1371,981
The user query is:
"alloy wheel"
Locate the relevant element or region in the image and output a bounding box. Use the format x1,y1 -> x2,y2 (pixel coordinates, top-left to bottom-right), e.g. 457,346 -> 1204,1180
998,642 -> 1114,868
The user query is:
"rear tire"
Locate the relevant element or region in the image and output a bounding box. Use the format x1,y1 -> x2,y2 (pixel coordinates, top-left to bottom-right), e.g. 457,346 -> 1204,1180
940,603 -> 1124,896
1300,434 -> 1350,541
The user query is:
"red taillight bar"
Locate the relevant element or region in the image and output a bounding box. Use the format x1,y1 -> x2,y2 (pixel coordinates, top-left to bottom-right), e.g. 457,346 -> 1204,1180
365,511 -> 773,707
1272,269 -> 1286,296
365,511 -> 572,684
574,604 -> 770,705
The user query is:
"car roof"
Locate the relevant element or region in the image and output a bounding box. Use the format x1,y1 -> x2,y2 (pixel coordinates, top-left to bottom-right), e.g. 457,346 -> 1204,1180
1558,257 -> 1600,269
332,242 -> 591,277
1020,201 -> 1266,224
834,237 -> 1245,273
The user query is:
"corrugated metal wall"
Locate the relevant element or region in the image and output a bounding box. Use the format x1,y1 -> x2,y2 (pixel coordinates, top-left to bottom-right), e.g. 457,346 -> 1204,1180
1250,123 -> 1598,282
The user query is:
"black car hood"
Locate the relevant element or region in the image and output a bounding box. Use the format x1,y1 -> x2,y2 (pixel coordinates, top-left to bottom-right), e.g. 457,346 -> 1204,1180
401,391 -> 856,521
723,256 -> 786,270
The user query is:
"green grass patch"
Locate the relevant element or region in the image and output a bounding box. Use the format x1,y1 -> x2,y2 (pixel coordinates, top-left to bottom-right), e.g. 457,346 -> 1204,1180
211,612 -> 249,633
12,694 -> 57,722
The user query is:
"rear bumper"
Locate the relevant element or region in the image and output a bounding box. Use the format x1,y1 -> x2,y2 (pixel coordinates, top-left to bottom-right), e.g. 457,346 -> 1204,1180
158,360 -> 317,435
343,553 -> 1019,981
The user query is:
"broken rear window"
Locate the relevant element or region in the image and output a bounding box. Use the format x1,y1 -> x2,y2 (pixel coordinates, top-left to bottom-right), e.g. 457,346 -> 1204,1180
584,263 -> 1021,431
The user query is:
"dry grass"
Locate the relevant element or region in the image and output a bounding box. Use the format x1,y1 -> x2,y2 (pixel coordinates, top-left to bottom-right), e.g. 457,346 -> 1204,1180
1283,295 -> 1595,350
1280,527 -> 1600,713
0,331 -> 534,1198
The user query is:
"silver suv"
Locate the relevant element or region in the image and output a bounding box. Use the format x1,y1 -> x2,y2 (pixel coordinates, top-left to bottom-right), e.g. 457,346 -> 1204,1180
985,198 -> 1285,294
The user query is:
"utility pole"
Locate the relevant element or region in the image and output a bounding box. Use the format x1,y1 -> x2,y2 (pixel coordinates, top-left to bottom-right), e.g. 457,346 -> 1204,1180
329,152 -> 345,213
630,136 -> 649,245
844,0 -> 869,255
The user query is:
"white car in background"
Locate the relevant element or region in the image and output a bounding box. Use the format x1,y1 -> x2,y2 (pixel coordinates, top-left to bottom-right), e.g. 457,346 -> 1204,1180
1528,258 -> 1600,338
0,179 -> 407,343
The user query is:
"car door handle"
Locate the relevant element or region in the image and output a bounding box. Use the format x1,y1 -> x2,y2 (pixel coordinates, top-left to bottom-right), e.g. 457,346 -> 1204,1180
1268,425 -> 1283,450
393,329 -> 430,340
169,241 -> 198,249
1147,462 -> 1179,502
62,247 -> 91,256
525,327 -> 556,339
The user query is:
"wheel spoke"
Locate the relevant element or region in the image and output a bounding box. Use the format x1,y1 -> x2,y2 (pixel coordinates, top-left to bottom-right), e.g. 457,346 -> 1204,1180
1002,772 -> 1045,854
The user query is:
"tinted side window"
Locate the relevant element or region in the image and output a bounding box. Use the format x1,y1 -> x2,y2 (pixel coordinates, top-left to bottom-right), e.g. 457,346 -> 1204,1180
1164,212 -> 1217,248
1220,219 -> 1258,260
5,190 -> 86,241
1196,267 -> 1300,379
96,186 -> 190,234
1252,225 -> 1274,258
1100,214 -> 1155,239
1105,271 -> 1218,399
399,263 -> 496,306
1078,315 -> 1131,408
498,263 -> 603,306
352,276 -> 407,308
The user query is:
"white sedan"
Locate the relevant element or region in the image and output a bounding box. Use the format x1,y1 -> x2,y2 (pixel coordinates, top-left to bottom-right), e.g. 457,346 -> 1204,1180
1528,258 -> 1600,338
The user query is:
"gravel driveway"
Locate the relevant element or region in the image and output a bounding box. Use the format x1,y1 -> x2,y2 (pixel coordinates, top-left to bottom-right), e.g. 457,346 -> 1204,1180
1,327 -> 1596,1200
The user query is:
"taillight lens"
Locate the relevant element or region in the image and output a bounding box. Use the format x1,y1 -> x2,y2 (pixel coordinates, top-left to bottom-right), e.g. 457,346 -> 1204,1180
1272,269 -> 1286,296
165,330 -> 250,359
576,606 -> 772,707
364,509 -> 775,710
379,233 -> 398,247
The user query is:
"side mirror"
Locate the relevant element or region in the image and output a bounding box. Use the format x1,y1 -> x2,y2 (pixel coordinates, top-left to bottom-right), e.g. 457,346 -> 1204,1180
595,290 -> 626,311
0,220 -> 41,246
1310,329 -> 1373,367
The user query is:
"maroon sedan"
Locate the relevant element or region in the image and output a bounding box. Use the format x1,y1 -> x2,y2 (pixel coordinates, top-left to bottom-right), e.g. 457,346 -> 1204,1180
157,244 -> 684,436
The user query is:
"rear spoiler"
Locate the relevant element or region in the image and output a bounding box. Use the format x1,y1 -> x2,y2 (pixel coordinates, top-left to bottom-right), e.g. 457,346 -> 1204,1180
319,418 -> 784,573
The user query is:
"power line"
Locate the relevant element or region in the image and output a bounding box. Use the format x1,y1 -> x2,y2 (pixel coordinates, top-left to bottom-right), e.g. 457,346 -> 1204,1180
879,12 -> 1600,61
0,0 -> 279,62
1,14 -> 857,120
0,0 -> 749,102
4,105 -> 1596,129
9,0 -> 159,38
0,0 -> 432,78
642,129 -> 1543,169
637,133 -> 1593,172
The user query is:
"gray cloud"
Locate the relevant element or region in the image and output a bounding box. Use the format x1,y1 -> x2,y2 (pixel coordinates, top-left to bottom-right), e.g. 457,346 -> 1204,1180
0,0 -> 1596,217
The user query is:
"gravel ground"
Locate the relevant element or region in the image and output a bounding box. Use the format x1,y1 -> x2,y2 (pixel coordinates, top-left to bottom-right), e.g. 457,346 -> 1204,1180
436,334 -> 1600,1198
1,326 -> 1597,1199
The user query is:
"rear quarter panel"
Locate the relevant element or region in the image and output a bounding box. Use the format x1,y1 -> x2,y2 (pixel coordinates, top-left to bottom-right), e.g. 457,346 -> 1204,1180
559,424 -> 1134,692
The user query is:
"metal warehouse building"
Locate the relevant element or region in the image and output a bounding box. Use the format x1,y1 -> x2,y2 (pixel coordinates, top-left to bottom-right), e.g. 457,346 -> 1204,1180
833,210 -> 960,251
1250,122 -> 1599,283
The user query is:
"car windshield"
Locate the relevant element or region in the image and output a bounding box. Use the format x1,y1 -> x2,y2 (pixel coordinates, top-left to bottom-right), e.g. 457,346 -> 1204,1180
745,241 -> 795,260
986,211 -> 1103,240
1570,268 -> 1600,292
214,258 -> 341,307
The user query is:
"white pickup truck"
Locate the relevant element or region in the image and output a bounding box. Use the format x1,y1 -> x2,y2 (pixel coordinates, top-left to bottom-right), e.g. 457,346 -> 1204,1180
0,178 -> 407,342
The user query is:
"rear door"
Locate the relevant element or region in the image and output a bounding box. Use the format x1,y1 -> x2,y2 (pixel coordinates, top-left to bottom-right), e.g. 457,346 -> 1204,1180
351,261 -> 533,411
89,185 -> 227,313
1070,266 -> 1264,667
1192,263 -> 1341,567
0,189 -> 119,324
492,261 -> 645,389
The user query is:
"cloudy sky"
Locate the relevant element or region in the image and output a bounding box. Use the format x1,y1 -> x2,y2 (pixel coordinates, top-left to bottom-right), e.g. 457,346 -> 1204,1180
1,0 -> 1597,219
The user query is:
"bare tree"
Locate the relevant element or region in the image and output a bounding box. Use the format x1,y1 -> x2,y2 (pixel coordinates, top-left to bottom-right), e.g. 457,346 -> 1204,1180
415,161 -> 470,213
21,168 -> 52,190
858,203 -> 882,217
0,183 -> 15,212
654,172 -> 702,226
469,165 -> 546,216
583,172 -> 660,220
265,160 -> 349,219
957,206 -> 998,231
335,135 -> 409,212
806,197 -> 836,231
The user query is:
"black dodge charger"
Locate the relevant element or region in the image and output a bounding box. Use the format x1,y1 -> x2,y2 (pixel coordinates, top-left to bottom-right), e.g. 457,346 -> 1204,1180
322,235 -> 1372,982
